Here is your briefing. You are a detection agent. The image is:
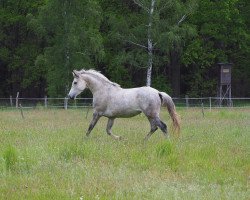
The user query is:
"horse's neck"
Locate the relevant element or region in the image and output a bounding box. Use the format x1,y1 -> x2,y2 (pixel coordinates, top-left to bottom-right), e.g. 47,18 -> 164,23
85,75 -> 109,94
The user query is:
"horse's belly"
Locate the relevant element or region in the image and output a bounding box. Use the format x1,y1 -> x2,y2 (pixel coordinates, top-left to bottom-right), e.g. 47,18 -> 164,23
117,110 -> 142,118
103,92 -> 143,118
104,109 -> 142,118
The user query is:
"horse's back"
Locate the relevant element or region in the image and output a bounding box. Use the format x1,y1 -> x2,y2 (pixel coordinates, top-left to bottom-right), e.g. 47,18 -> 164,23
121,86 -> 162,116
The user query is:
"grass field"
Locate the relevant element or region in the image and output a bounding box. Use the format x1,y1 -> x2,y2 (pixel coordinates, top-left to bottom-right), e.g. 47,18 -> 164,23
0,108 -> 249,199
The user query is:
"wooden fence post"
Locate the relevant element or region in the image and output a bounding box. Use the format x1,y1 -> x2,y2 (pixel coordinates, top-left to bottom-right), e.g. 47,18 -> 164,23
44,96 -> 47,108
64,97 -> 68,110
201,102 -> 204,117
209,97 -> 212,112
16,92 -> 19,108
185,95 -> 189,108
19,104 -> 25,119
10,95 -> 13,107
74,99 -> 77,108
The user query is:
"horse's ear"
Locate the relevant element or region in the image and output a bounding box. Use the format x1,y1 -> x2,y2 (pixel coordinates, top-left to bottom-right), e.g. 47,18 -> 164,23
80,69 -> 86,74
72,70 -> 79,78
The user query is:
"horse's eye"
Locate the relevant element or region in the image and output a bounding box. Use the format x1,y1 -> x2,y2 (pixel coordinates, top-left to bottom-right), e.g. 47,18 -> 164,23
74,82 -> 77,85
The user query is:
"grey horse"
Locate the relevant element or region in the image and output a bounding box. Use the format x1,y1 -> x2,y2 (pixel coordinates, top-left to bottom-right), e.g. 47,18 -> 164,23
68,69 -> 180,140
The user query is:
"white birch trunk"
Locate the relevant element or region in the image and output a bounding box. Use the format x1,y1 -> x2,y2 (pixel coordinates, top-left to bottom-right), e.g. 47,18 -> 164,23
146,39 -> 153,86
146,0 -> 155,86
133,0 -> 156,86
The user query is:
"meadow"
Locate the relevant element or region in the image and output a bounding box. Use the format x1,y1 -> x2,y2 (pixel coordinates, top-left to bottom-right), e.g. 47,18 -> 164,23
0,108 -> 249,200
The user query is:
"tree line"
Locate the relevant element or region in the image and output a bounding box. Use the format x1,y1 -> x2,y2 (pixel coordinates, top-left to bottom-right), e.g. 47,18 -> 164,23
0,0 -> 249,98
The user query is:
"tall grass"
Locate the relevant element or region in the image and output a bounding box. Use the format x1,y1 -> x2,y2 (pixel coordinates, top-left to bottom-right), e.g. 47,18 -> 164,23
3,145 -> 18,172
0,108 -> 249,199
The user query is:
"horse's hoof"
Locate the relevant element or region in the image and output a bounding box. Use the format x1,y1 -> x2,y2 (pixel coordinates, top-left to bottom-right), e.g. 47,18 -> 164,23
114,135 -> 123,140
118,136 -> 123,140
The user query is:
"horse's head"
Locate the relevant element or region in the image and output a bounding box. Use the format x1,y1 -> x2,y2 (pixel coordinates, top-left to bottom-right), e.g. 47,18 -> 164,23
68,70 -> 87,99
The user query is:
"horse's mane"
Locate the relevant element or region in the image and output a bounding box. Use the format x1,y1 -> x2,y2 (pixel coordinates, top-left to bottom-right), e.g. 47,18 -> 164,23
80,69 -> 120,87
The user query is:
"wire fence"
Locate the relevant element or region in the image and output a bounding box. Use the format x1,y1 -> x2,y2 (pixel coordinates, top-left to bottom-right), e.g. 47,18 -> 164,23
0,96 -> 250,110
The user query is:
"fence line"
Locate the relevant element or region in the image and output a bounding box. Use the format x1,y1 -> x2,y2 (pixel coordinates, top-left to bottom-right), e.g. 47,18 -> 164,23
0,96 -> 250,110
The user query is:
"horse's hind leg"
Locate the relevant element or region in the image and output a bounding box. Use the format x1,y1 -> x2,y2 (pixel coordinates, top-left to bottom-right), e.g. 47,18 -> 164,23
155,117 -> 168,138
106,118 -> 121,140
144,117 -> 158,141
86,112 -> 100,137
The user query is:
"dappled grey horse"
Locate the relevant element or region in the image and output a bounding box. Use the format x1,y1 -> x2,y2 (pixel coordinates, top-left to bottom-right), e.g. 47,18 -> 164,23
68,69 -> 180,140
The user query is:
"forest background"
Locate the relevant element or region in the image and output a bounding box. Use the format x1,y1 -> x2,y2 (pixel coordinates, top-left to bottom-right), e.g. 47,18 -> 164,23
0,0 -> 249,98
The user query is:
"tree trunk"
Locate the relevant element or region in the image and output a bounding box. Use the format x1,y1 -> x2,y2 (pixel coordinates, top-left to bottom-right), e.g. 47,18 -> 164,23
146,39 -> 153,86
146,0 -> 155,86
170,50 -> 181,97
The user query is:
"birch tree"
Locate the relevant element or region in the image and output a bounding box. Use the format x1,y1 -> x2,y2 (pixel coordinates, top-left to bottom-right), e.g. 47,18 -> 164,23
132,0 -> 155,86
131,0 -> 194,87
133,0 -> 155,86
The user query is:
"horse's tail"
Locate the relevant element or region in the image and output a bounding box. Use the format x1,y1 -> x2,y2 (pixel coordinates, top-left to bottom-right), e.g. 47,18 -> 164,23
159,92 -> 180,136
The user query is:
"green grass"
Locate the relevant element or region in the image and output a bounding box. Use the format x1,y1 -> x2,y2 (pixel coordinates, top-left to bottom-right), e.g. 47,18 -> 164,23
0,108 -> 249,199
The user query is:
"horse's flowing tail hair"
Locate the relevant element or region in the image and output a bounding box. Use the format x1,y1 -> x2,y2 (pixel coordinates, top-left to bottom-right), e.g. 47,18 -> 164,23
159,92 -> 181,136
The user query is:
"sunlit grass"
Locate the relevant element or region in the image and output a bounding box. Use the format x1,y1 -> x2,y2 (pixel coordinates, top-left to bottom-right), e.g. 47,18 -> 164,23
0,108 -> 249,199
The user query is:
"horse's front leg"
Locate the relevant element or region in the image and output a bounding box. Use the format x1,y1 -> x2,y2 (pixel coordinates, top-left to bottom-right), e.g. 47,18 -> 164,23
106,118 -> 122,140
86,112 -> 101,137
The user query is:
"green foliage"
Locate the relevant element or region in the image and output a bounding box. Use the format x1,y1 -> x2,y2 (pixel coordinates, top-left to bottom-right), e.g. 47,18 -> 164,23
0,0 -> 249,97
182,0 -> 250,96
101,0 -> 197,90
152,74 -> 172,94
156,141 -> 175,157
3,145 -> 18,172
0,0 -> 45,96
29,0 -> 104,96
